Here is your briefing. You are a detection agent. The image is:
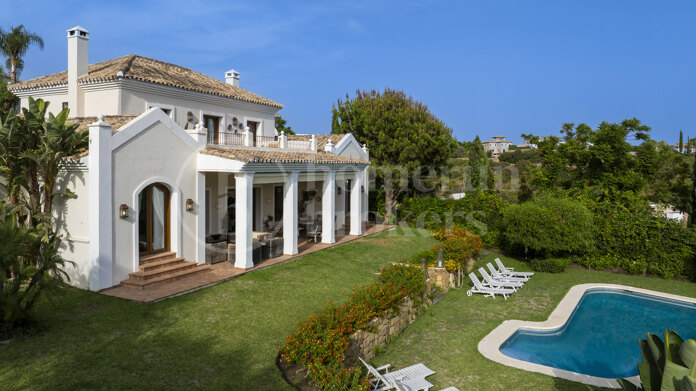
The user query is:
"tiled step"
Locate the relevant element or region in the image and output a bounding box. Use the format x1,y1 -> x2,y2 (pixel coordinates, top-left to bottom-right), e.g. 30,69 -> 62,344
121,264 -> 211,289
138,257 -> 185,272
129,262 -> 197,281
139,252 -> 177,265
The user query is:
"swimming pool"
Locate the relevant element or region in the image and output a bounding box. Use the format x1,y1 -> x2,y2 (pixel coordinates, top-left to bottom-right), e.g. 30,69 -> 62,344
500,289 -> 696,378
478,284 -> 696,387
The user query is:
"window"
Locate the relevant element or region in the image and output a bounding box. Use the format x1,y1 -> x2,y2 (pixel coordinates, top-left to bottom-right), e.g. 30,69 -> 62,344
204,115 -> 221,144
62,102 -> 68,110
247,120 -> 259,146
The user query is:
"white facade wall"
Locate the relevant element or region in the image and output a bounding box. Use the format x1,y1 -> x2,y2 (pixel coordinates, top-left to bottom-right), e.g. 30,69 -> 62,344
118,83 -> 278,137
54,168 -> 91,288
111,121 -> 199,285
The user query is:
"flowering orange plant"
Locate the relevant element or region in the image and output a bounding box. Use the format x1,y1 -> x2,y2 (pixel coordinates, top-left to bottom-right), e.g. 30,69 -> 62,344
280,264 -> 425,389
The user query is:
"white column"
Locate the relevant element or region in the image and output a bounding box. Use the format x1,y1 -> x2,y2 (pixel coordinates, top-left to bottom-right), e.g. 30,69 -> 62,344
235,172 -> 254,268
88,115 -> 112,291
196,172 -> 206,264
321,170 -> 336,244
362,167 -> 369,223
283,172 -> 299,255
350,171 -> 363,236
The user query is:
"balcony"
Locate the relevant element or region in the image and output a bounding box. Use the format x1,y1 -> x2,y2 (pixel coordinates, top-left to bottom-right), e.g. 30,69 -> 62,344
208,130 -> 314,152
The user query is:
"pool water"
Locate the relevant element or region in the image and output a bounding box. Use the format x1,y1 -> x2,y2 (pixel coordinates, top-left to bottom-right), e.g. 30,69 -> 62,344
500,289 -> 696,379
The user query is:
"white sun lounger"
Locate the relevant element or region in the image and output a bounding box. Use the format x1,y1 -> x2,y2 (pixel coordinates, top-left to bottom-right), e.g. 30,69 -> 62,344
495,258 -> 534,278
487,263 -> 529,282
478,267 -> 524,291
467,272 -> 516,299
359,357 -> 435,391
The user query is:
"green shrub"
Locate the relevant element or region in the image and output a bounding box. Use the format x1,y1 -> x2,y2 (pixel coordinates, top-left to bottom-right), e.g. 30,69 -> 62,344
578,199 -> 696,279
529,258 -> 571,273
0,203 -> 71,334
501,195 -> 594,258
398,192 -> 506,246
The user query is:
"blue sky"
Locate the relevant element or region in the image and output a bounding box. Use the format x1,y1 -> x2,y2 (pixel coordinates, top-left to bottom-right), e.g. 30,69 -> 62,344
3,1 -> 695,144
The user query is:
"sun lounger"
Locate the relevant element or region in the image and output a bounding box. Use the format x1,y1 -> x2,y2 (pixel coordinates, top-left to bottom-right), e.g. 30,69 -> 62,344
478,267 -> 524,291
467,272 -> 516,299
495,258 -> 534,278
359,357 -> 435,391
487,263 -> 529,282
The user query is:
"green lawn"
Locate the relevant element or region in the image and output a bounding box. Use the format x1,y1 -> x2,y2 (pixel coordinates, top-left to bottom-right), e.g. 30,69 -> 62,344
4,233 -> 696,391
373,252 -> 696,391
0,228 -> 437,390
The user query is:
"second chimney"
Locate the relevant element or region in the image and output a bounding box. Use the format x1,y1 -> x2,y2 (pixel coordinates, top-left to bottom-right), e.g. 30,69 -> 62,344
67,25 -> 89,117
225,69 -> 240,87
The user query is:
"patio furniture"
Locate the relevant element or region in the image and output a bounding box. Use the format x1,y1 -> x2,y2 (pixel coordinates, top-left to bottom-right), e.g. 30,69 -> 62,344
260,237 -> 284,259
359,357 -> 435,391
486,263 -> 529,282
495,258 -> 535,278
307,215 -> 322,243
467,272 -> 516,299
478,267 -> 524,291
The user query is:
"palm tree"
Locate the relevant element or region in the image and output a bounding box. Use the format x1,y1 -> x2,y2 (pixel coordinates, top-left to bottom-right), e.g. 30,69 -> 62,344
0,25 -> 44,83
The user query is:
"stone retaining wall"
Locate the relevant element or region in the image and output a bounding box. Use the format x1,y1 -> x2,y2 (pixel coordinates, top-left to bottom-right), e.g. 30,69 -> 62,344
343,296 -> 432,364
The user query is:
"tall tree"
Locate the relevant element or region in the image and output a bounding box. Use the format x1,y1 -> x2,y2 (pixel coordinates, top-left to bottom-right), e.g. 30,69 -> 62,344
679,130 -> 684,153
689,156 -> 696,227
331,89 -> 454,221
467,136 -> 494,191
0,25 -> 44,83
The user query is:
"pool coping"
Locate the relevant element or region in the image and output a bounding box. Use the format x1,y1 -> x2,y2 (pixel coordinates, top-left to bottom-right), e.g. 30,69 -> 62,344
478,283 -> 696,389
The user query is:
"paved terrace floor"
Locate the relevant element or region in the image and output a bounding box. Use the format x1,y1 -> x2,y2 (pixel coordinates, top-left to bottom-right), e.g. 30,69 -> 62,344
101,223 -> 394,303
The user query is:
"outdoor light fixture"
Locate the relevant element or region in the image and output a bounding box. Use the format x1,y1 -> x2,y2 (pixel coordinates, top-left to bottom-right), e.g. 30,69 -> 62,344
361,186 -> 365,193
119,204 -> 129,219
186,198 -> 194,211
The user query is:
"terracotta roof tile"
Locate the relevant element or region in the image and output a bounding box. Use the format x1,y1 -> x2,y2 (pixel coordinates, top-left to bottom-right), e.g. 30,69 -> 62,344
202,145 -> 367,165
69,115 -> 138,133
9,54 -> 282,109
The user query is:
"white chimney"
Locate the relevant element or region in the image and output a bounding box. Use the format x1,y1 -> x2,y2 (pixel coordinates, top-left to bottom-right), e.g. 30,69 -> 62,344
225,69 -> 240,87
67,26 -> 89,117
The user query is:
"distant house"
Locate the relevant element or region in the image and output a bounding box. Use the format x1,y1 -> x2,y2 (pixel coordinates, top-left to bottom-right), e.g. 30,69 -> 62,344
9,26 -> 370,292
672,144 -> 696,154
483,135 -> 512,156
650,203 -> 687,223
516,142 -> 537,149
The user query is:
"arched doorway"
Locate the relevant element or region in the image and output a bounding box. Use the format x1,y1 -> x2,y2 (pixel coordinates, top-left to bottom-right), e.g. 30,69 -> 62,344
138,183 -> 171,257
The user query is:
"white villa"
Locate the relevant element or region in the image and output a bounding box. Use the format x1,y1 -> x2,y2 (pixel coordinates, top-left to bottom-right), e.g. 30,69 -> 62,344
9,26 -> 370,292
482,135 -> 512,156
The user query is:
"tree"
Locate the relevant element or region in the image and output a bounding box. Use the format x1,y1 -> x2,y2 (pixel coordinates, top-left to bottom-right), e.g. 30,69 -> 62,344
275,115 -> 295,135
466,136 -> 493,191
331,89 -> 455,221
0,25 -> 44,83
0,98 -> 85,333
689,156 -> 696,227
0,79 -> 18,113
679,130 -> 684,153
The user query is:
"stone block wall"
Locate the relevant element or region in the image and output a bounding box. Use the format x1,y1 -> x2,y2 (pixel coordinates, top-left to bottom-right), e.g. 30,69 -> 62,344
344,296 -> 431,365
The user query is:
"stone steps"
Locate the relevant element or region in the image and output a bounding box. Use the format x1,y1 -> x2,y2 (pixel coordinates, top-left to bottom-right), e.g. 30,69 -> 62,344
120,252 -> 211,290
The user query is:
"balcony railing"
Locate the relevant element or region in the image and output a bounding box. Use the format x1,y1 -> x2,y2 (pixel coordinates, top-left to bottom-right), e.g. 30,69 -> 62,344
207,130 -> 315,152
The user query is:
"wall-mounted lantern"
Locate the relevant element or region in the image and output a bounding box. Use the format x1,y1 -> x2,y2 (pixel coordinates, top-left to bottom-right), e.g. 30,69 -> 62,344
119,204 -> 129,219
186,198 -> 194,212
